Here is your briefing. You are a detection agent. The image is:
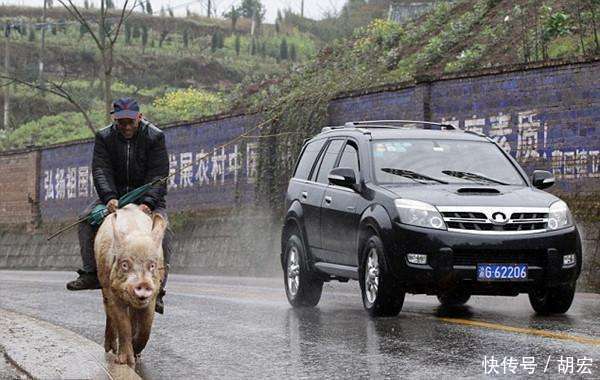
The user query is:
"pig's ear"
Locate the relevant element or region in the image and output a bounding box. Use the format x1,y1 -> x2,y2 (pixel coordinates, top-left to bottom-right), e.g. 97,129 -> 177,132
111,213 -> 126,249
151,213 -> 167,248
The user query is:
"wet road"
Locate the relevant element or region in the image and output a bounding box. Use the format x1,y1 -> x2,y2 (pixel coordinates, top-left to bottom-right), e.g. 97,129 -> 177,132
1,270 -> 599,378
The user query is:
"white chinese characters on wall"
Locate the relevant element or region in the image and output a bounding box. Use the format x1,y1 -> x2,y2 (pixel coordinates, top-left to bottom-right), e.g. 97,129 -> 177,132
441,110 -> 599,179
43,142 -> 259,201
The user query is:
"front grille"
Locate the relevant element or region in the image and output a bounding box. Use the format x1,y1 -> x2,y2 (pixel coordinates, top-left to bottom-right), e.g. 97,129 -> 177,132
453,250 -> 546,267
438,207 -> 549,235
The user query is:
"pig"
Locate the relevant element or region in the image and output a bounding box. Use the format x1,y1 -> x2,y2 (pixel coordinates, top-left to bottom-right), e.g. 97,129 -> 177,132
94,204 -> 167,366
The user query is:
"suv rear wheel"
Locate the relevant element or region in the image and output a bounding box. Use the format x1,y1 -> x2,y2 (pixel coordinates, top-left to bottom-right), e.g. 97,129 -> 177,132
284,234 -> 323,307
528,282 -> 576,315
360,234 -> 404,317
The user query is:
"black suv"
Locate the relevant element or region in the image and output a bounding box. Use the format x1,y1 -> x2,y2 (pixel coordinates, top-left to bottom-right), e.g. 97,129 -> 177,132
281,120 -> 582,317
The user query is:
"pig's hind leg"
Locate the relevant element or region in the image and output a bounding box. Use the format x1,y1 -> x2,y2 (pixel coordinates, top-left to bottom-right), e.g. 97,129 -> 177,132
132,305 -> 155,356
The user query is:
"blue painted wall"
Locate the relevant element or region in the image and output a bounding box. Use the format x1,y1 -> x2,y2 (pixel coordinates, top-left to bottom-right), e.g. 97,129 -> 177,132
39,114 -> 262,221
37,61 -> 600,222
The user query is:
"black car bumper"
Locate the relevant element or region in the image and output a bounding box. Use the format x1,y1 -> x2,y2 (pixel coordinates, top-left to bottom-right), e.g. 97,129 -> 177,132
387,223 -> 582,296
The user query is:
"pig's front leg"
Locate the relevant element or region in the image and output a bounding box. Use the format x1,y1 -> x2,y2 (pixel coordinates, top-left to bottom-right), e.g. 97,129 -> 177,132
132,304 -> 155,356
108,303 -> 136,366
102,289 -> 117,353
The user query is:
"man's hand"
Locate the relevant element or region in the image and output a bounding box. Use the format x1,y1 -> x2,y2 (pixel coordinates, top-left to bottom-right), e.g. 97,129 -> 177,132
139,204 -> 152,215
106,199 -> 119,213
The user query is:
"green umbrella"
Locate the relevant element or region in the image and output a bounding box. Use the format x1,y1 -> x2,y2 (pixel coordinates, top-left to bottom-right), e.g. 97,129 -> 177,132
88,179 -> 161,226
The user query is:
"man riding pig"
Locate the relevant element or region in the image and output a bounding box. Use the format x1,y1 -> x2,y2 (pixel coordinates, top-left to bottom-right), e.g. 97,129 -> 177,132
67,97 -> 174,314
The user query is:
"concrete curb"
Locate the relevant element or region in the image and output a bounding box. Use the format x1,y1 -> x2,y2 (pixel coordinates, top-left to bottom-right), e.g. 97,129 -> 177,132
0,308 -> 141,380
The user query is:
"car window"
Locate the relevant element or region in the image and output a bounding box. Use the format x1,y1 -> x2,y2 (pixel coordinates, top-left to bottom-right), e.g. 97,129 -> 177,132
337,141 -> 360,178
315,139 -> 344,184
293,139 -> 326,180
371,139 -> 525,185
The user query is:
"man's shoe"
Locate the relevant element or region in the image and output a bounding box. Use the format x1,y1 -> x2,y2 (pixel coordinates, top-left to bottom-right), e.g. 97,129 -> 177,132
155,288 -> 165,314
66,269 -> 101,291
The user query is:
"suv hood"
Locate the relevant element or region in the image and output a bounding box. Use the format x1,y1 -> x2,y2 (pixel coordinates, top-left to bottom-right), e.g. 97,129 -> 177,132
381,185 -> 560,208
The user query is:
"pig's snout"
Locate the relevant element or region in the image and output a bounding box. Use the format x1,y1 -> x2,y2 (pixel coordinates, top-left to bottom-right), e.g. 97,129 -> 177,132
133,282 -> 154,301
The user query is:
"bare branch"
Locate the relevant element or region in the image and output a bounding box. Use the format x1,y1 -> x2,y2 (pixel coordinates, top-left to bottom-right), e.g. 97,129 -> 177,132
57,0 -> 104,50
110,0 -> 135,45
0,75 -> 97,134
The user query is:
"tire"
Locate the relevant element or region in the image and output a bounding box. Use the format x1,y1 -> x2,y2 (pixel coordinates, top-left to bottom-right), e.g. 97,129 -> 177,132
437,290 -> 471,306
359,234 -> 404,317
283,234 -> 323,307
528,282 -> 576,315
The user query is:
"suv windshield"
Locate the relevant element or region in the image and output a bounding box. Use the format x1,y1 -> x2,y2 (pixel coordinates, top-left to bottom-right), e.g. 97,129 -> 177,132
372,139 -> 525,185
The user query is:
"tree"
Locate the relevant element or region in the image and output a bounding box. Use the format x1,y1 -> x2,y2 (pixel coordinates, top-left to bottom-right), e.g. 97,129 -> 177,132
84,0 -> 89,8
159,29 -> 169,47
215,32 -> 224,48
211,32 -> 218,52
132,25 -> 140,39
289,43 -> 296,61
51,23 -> 57,35
260,41 -> 266,57
250,37 -> 256,55
240,0 -> 263,19
182,28 -> 189,48
279,37 -> 288,60
79,23 -> 87,39
239,0 -> 266,35
141,25 -> 148,53
275,20 -> 280,34
235,34 -> 241,55
223,6 -> 240,32
125,22 -> 132,44
168,7 -> 174,17
57,0 -> 138,122
28,26 -> 36,42
146,0 -> 153,15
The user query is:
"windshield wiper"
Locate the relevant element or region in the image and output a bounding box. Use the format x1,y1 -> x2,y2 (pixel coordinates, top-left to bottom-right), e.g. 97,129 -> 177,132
441,170 -> 509,185
381,168 -> 448,184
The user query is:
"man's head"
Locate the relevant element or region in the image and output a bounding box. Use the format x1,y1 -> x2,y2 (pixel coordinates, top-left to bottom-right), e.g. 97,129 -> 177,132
111,97 -> 142,139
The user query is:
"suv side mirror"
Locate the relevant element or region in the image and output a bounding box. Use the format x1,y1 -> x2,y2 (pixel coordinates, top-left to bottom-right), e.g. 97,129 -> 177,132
532,170 -> 555,189
328,167 -> 358,190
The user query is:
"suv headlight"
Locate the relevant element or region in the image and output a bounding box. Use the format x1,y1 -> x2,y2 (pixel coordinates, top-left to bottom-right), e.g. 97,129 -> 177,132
548,200 -> 573,230
394,199 -> 446,230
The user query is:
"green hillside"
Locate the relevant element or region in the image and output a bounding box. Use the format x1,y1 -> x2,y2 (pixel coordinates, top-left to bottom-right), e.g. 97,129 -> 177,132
0,3 -> 318,149
1,0 -> 598,151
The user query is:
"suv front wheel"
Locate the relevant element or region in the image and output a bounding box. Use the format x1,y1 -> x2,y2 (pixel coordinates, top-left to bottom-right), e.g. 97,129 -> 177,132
528,282 -> 576,315
284,234 -> 323,307
360,234 -> 404,317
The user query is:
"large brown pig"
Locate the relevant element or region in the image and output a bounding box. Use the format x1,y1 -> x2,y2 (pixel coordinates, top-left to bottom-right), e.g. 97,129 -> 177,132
94,204 -> 167,366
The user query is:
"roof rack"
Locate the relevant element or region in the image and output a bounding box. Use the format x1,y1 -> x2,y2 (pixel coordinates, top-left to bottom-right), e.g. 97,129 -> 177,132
343,120 -> 457,131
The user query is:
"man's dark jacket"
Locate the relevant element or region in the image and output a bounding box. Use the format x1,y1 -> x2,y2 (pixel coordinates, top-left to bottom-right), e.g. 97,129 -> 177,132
92,119 -> 169,211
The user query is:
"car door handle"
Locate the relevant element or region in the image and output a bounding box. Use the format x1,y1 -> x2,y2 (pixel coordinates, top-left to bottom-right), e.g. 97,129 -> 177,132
324,196 -> 332,204
301,191 -> 308,200
347,206 -> 355,211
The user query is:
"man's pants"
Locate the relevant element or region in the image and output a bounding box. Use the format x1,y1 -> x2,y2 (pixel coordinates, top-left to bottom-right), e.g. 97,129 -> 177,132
78,199 -> 174,288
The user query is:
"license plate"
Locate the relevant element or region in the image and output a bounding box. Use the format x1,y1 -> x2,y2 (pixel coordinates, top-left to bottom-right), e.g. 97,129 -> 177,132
477,264 -> 528,281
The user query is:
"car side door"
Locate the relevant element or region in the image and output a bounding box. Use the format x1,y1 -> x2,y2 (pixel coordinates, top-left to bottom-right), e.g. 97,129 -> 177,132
307,138 -> 345,261
321,139 -> 363,266
288,139 -> 327,251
